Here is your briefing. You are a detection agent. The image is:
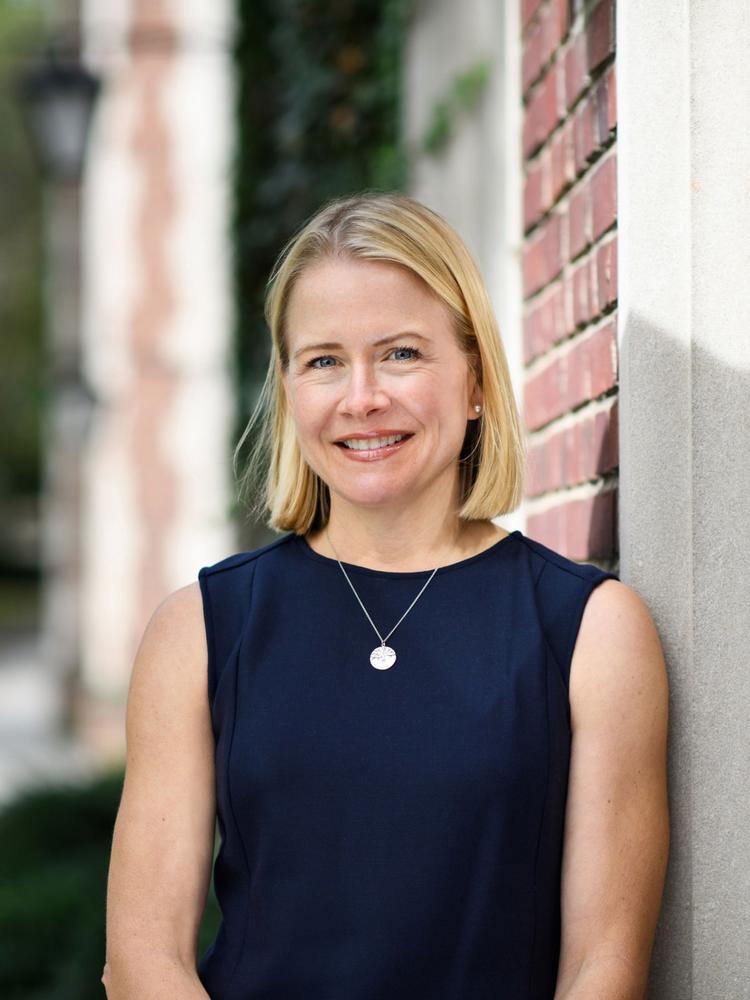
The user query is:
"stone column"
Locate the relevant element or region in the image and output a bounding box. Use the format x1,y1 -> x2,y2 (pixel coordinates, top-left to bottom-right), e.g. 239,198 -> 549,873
617,1 -> 750,994
79,0 -> 237,759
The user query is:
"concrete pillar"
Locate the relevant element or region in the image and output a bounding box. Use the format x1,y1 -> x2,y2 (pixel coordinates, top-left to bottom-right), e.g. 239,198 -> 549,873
618,2 -> 750,994
79,0 -> 236,758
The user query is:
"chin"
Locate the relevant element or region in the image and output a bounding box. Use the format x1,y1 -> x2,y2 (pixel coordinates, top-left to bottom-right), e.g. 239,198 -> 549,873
328,478 -> 417,509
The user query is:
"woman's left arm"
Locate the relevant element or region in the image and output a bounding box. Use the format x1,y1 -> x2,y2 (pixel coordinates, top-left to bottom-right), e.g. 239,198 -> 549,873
554,580 -> 670,1000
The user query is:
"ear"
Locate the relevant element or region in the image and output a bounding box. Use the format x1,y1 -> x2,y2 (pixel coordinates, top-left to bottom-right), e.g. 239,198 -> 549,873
466,378 -> 483,421
465,355 -> 483,420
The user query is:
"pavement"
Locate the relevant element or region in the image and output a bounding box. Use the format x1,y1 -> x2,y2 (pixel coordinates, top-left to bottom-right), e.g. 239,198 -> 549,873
0,631 -> 97,810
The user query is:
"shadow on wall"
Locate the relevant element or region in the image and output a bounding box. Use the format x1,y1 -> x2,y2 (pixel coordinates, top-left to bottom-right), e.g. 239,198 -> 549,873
619,309 -> 750,997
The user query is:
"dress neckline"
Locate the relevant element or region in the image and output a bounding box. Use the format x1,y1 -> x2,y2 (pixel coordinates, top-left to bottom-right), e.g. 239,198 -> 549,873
293,528 -> 522,579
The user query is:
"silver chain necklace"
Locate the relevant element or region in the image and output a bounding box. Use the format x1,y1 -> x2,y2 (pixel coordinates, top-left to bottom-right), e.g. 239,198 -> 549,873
325,525 -> 440,670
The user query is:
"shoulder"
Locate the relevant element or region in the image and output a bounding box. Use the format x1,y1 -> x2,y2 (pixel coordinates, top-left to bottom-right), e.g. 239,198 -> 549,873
516,532 -> 618,589
134,581 -> 208,683
574,577 -> 664,675
198,531 -> 296,581
133,530 -> 296,678
570,576 -> 669,732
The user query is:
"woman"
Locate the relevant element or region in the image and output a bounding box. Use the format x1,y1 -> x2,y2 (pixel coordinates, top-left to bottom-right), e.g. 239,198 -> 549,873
102,193 -> 669,999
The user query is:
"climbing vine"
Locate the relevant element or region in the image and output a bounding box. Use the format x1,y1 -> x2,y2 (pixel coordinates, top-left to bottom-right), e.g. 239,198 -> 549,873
232,0 -> 414,462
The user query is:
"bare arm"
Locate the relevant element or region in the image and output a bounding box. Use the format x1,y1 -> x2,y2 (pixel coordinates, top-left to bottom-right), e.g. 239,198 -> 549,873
554,580 -> 670,1000
101,582 -> 216,999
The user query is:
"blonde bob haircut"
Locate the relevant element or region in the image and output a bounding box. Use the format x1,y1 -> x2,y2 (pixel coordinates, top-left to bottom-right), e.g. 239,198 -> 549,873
234,190 -> 526,535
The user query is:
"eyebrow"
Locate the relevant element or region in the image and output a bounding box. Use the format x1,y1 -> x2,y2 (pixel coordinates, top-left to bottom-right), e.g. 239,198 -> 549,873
292,332 -> 430,360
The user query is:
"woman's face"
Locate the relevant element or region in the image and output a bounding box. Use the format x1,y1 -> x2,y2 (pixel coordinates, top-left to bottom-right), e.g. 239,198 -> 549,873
281,257 -> 481,515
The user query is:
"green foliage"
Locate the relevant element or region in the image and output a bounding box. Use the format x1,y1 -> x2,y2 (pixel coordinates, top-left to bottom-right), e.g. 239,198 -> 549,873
0,0 -> 46,500
0,766 -> 221,999
422,59 -> 492,155
231,0 -> 414,534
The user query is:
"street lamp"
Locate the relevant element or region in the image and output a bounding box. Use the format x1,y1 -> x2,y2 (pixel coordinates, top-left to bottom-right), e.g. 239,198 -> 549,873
15,42 -> 101,741
17,49 -> 100,183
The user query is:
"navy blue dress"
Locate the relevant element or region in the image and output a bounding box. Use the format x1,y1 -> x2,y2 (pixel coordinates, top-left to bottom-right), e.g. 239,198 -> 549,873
196,528 -> 619,999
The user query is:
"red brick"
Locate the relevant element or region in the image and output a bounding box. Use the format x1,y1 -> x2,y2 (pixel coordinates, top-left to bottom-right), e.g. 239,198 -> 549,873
525,444 -> 547,497
553,0 -> 570,44
546,282 -> 567,346
604,395 -> 619,469
546,129 -> 564,205
568,179 -> 591,259
523,354 -> 567,430
526,489 -> 618,560
591,153 -> 617,239
593,64 -> 617,144
584,318 -> 618,396
563,271 -> 576,335
541,0 -> 569,66
571,258 -> 592,328
606,65 -> 617,130
587,0 -> 615,74
522,18 -> 544,93
562,120 -> 577,187
522,212 -> 563,297
522,0 -> 544,32
568,404 -> 618,483
523,281 -> 566,362
573,97 -> 596,173
589,255 -> 599,320
526,433 -> 557,496
522,64 -> 562,158
541,122 -> 575,212
564,32 -> 588,110
523,320 -> 617,429
526,397 -> 618,495
596,237 -> 618,311
524,162 -> 544,230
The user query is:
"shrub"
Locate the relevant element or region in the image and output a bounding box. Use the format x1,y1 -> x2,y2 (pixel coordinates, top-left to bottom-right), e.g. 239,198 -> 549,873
0,766 -> 221,999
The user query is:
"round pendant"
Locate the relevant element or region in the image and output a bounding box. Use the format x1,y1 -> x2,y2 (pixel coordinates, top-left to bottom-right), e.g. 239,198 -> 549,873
370,645 -> 396,670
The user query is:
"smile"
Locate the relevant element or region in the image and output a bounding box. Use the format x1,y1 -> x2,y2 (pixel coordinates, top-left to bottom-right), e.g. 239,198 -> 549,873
334,434 -> 414,461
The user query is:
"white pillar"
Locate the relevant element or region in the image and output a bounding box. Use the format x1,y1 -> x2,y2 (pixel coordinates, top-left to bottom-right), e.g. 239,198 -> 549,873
618,1 -> 750,994
79,0 -> 236,757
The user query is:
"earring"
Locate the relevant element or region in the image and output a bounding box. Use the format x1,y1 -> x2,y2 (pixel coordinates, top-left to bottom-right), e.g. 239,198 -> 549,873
474,404 -> 482,414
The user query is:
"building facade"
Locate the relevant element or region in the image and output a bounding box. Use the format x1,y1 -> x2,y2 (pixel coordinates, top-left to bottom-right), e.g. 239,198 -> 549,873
4,0 -> 748,994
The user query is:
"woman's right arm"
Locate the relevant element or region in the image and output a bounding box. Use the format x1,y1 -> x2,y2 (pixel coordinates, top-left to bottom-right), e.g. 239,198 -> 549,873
101,581 -> 216,999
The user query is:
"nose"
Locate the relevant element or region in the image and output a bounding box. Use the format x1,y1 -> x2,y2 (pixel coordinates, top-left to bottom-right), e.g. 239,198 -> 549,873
338,361 -> 391,419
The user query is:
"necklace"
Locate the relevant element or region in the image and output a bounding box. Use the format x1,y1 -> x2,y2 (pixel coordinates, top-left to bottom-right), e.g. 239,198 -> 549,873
325,526 -> 440,670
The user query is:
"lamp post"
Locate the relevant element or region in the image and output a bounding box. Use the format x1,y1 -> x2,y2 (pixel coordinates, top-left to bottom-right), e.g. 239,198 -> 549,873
16,45 -> 100,737
18,52 -> 100,182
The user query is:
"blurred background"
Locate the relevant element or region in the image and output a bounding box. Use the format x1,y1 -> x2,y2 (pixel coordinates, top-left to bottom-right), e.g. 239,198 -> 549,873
2,0 -> 748,997
0,1 -> 524,994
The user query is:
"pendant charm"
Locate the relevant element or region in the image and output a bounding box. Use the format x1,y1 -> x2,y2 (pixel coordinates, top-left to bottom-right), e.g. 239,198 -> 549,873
370,644 -> 396,670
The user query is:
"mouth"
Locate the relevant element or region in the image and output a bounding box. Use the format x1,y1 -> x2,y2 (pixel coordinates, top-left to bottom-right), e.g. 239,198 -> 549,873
334,432 -> 415,460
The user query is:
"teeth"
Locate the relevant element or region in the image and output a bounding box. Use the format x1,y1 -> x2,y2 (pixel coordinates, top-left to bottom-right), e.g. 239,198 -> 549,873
342,434 -> 406,450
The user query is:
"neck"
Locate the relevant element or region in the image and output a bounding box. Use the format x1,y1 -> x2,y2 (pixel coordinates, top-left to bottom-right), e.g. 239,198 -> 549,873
316,493 -> 488,573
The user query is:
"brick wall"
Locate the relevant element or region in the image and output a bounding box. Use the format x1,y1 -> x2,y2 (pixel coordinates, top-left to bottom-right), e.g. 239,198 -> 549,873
520,0 -> 618,565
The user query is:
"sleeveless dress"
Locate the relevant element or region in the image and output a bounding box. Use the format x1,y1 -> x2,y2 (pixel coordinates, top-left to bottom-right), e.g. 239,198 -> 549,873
196,528 -> 619,999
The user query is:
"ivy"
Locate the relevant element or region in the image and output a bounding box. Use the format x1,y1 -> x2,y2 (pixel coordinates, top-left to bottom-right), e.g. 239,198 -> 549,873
422,58 -> 492,155
232,0 -> 415,521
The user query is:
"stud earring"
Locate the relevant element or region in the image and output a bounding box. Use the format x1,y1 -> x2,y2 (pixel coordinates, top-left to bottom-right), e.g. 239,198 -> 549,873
474,404 -> 482,414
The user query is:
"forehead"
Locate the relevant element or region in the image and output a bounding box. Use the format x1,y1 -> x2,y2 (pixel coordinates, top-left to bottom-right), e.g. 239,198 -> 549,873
285,258 -> 450,339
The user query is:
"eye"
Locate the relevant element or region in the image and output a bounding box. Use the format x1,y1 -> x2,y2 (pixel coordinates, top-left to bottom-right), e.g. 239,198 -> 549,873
390,345 -> 422,362
305,345 -> 422,370
305,355 -> 337,369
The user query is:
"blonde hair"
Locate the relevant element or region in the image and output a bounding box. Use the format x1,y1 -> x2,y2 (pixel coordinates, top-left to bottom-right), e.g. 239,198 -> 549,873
234,191 -> 526,534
